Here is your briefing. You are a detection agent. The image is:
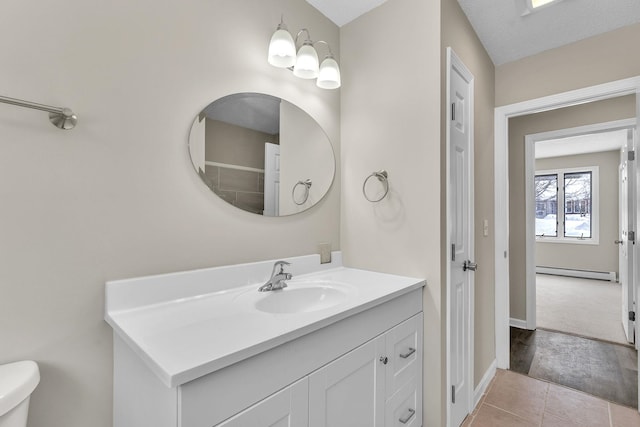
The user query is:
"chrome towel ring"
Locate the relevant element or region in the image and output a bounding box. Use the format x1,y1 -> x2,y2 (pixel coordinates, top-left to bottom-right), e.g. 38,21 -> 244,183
292,179 -> 312,205
363,170 -> 389,202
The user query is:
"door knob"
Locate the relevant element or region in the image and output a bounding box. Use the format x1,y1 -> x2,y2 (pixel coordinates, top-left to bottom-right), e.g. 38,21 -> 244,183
379,356 -> 388,365
463,260 -> 478,272
615,240 -> 623,245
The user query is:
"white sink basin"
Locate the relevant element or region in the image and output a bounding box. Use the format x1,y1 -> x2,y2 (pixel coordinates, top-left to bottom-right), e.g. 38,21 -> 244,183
253,281 -> 352,314
106,258 -> 427,387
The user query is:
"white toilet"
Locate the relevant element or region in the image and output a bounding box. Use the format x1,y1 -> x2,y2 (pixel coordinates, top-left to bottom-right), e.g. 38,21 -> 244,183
0,361 -> 40,427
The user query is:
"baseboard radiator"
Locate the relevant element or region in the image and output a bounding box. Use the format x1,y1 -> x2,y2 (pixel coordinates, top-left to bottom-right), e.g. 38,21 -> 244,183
536,266 -> 617,282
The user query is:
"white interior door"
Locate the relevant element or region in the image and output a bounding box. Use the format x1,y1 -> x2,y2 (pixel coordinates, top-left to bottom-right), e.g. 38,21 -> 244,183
629,128 -> 638,350
631,118 -> 640,410
619,142 -> 635,343
264,143 -> 280,216
447,48 -> 475,427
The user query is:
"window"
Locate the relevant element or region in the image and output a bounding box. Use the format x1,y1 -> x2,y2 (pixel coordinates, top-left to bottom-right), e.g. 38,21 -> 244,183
534,174 -> 558,236
535,167 -> 598,243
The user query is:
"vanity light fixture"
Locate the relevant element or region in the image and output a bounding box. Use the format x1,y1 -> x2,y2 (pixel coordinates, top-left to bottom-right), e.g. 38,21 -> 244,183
268,17 -> 341,90
267,19 -> 296,68
292,31 -> 319,79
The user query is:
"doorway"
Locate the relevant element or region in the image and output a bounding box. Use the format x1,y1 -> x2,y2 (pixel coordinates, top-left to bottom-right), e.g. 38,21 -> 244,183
524,119 -> 636,344
508,102 -> 638,407
494,76 -> 640,409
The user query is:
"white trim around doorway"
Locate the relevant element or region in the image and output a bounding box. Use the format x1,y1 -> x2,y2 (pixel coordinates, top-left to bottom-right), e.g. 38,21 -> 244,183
493,76 -> 640,369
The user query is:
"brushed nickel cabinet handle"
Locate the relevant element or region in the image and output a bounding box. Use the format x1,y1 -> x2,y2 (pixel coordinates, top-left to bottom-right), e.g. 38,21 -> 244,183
399,408 -> 416,424
400,347 -> 416,359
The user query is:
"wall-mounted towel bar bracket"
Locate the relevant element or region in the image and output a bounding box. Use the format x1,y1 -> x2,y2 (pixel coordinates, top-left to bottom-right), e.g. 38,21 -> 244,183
0,95 -> 77,130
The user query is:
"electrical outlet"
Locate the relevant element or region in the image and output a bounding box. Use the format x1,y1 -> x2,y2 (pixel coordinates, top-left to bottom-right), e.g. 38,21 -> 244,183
319,243 -> 331,264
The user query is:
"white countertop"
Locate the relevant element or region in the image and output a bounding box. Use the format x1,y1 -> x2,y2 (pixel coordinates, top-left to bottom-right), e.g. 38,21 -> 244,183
105,254 -> 425,388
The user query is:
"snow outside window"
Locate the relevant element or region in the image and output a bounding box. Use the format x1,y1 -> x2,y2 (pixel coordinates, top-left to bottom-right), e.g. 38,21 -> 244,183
535,166 -> 599,244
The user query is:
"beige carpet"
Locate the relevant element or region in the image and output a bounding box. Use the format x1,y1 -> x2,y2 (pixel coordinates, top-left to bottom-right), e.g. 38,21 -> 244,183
536,274 -> 629,345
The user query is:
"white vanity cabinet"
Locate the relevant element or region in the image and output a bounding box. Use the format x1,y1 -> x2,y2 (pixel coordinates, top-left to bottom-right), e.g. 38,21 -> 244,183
309,335 -> 385,427
217,378 -> 310,427
309,313 -> 422,427
213,313 -> 422,427
107,259 -> 425,427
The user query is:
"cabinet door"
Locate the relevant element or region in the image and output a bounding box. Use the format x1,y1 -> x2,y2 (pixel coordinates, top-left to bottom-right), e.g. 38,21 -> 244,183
385,313 -> 423,398
385,378 -> 420,427
309,335 -> 385,427
217,378 -> 308,427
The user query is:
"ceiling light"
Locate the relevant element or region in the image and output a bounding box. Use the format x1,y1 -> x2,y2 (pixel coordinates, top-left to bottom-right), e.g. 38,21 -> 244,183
521,0 -> 563,16
268,18 -> 341,90
531,0 -> 556,8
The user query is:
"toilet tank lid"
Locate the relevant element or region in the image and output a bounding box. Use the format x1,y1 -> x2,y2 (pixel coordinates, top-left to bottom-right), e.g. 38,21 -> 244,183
0,361 -> 40,416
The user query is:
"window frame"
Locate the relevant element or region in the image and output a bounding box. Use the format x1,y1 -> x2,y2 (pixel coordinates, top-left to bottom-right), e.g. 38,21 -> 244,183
534,166 -> 599,245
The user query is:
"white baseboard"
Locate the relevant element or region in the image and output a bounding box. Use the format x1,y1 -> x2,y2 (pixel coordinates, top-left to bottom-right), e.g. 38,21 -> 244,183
536,266 -> 617,282
510,318 -> 528,329
473,359 -> 497,409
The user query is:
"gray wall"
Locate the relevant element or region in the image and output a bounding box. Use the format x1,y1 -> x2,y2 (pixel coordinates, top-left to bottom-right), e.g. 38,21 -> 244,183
206,118 -> 276,169
279,100 -> 335,215
508,96 -> 635,319
0,1 -> 340,426
535,150 -> 620,274
496,23 -> 640,106
340,0 -> 442,424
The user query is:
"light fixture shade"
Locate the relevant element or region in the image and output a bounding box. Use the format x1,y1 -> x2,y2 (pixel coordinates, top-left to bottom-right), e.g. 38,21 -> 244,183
268,27 -> 296,68
293,43 -> 319,79
317,56 -> 341,89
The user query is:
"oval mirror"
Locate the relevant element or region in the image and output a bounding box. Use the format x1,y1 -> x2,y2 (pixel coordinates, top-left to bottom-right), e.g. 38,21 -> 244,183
188,93 -> 335,216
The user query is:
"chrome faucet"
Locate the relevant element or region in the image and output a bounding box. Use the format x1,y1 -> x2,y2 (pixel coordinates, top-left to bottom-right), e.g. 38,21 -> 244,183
258,261 -> 292,292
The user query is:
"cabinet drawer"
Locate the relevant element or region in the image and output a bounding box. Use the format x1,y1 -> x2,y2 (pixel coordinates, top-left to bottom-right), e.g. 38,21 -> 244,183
385,313 -> 422,398
385,377 -> 421,427
216,378 -> 309,427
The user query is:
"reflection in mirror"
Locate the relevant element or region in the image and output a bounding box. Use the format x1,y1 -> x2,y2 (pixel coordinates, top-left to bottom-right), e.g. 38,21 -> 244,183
188,93 -> 335,216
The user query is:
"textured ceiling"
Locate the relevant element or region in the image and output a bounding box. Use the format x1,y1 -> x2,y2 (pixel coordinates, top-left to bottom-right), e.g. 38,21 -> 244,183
457,0 -> 640,65
308,0 -> 640,65
203,93 -> 280,135
305,0 -> 389,27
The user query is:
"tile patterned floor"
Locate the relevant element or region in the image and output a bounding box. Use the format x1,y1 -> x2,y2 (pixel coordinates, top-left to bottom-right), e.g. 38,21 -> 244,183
462,369 -> 640,427
510,327 -> 638,407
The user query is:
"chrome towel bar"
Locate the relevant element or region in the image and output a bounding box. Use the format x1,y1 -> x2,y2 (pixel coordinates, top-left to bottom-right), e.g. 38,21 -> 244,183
0,95 -> 77,130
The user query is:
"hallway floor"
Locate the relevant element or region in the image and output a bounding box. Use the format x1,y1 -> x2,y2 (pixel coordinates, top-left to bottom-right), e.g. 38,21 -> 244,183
462,369 -> 640,426
510,327 -> 637,407
536,274 -> 625,344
